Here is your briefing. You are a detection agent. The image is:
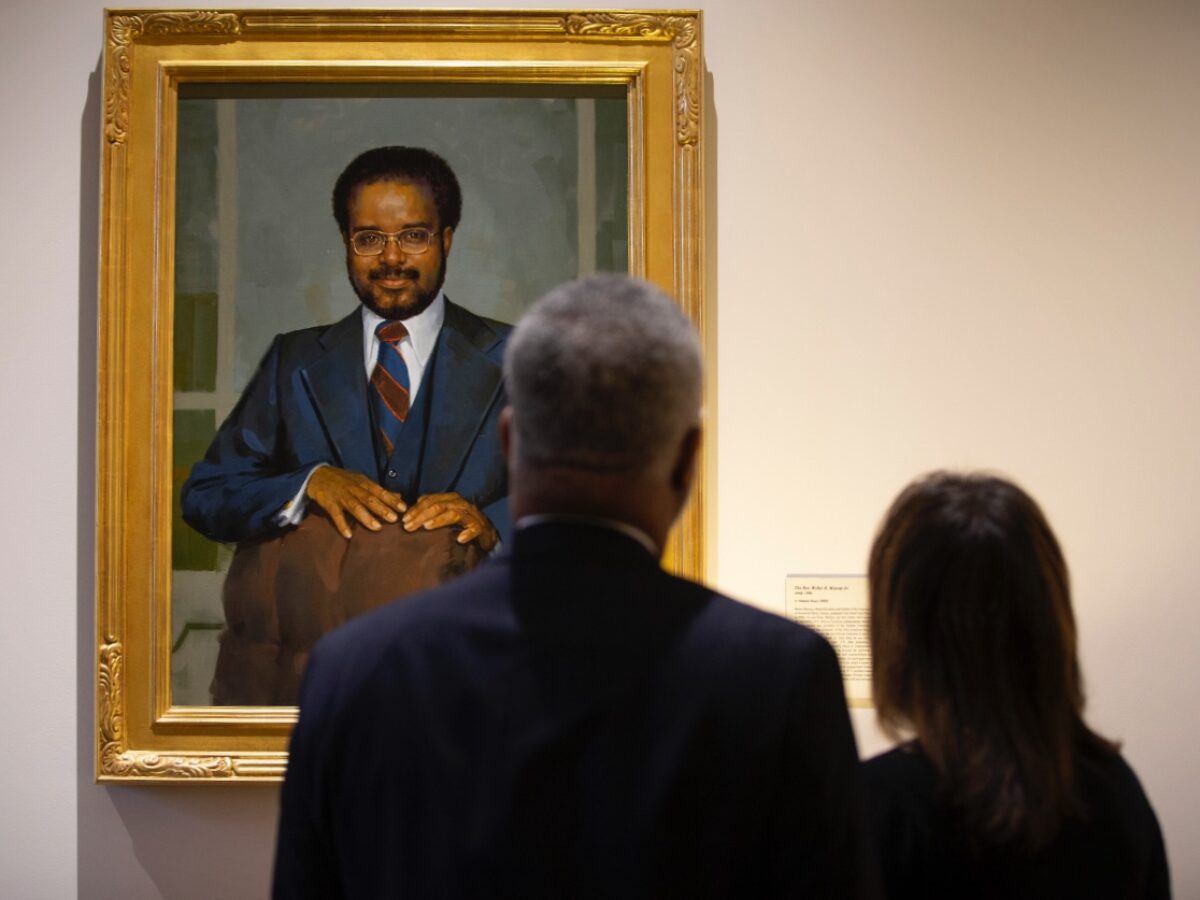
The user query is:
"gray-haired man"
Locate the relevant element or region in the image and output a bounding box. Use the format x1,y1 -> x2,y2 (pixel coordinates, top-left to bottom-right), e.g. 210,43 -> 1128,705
274,274 -> 880,899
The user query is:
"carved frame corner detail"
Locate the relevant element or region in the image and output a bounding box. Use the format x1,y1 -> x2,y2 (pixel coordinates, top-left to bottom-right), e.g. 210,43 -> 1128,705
562,12 -> 701,146
105,11 -> 243,145
98,640 -> 235,780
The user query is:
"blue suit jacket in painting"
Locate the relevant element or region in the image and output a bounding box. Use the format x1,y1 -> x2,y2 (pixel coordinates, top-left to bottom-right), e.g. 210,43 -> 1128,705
181,298 -> 511,544
273,522 -> 881,899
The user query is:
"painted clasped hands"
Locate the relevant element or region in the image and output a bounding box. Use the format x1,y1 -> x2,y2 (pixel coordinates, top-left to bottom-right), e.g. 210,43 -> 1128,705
305,466 -> 497,550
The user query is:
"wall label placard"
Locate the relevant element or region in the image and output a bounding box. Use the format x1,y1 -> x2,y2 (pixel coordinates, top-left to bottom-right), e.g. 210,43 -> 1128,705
785,575 -> 871,706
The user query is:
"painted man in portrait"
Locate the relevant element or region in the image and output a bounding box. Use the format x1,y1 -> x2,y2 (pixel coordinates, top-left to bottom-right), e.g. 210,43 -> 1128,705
180,146 -> 510,703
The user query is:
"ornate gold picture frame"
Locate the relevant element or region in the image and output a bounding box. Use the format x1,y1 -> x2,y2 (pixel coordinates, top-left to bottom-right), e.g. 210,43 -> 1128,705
96,9 -> 704,782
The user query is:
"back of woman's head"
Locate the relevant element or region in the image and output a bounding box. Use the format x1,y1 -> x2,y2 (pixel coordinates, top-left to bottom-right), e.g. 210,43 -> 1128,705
868,471 -> 1104,850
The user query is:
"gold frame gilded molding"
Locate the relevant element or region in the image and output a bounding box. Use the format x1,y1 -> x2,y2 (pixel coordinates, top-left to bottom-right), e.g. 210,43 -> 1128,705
96,8 -> 705,782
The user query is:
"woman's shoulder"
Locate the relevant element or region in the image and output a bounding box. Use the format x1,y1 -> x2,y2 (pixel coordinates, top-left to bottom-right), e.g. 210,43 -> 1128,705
1071,739 -> 1164,840
862,742 -> 947,849
862,743 -> 960,899
863,738 -> 1171,899
864,742 -> 937,794
1026,741 -> 1171,898
1072,742 -> 1170,875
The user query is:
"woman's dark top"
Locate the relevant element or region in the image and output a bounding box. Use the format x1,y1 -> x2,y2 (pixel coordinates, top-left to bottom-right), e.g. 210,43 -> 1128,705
863,741 -> 1170,899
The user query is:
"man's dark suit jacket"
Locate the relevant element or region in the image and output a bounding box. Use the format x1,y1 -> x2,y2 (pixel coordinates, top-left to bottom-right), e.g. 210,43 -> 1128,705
273,521 -> 879,899
181,298 -> 511,544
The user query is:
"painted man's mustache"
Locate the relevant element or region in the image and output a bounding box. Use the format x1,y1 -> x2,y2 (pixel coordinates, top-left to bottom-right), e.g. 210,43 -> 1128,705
370,267 -> 420,281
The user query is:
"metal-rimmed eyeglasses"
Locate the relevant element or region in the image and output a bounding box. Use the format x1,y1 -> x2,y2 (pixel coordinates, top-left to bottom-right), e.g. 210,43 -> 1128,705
349,227 -> 436,256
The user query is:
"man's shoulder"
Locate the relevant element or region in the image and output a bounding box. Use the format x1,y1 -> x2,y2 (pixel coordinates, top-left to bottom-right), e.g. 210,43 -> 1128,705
303,561 -> 839,711
687,577 -> 835,652
605,568 -> 849,726
863,742 -> 936,798
445,296 -> 513,332
269,310 -> 361,361
443,298 -> 513,352
617,566 -> 842,683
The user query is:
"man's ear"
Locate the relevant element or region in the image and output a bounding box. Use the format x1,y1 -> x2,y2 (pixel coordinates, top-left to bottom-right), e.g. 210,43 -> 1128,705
499,406 -> 513,464
441,226 -> 454,258
669,424 -> 702,496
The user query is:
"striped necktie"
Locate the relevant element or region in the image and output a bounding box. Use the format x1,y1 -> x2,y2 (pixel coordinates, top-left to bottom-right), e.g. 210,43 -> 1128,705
371,320 -> 411,457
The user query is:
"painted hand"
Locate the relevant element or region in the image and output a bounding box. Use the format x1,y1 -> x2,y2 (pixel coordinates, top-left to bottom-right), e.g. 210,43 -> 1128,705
305,466 -> 407,539
402,492 -> 499,551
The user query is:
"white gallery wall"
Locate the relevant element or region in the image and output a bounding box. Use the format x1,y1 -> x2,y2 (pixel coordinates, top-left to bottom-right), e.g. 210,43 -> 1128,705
1,0 -> 1196,896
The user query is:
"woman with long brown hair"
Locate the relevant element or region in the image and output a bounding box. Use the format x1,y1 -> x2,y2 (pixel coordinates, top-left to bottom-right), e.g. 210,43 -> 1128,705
864,471 -> 1169,898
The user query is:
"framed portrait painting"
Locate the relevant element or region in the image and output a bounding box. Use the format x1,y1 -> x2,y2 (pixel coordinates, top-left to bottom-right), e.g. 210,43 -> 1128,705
96,8 -> 705,781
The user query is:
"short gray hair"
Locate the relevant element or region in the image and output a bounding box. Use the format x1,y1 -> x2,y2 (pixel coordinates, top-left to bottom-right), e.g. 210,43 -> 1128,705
504,274 -> 703,471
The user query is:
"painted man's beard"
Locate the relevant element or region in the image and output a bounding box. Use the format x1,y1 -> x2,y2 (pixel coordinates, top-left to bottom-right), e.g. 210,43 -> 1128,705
352,258 -> 446,321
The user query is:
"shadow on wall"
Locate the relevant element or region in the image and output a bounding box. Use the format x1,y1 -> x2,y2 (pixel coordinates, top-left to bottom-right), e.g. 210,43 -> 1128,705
76,59 -> 282,900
